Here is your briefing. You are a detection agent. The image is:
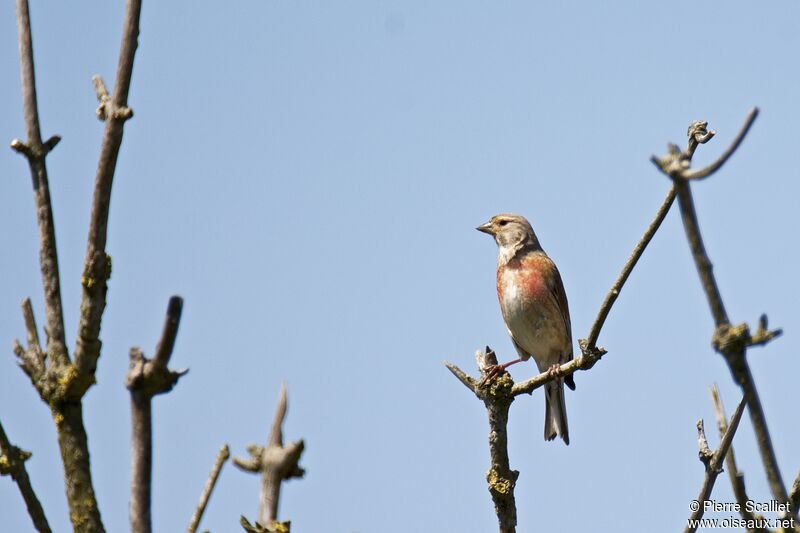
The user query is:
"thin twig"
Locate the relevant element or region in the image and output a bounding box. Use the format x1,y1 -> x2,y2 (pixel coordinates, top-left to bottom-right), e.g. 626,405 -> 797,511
709,385 -> 767,530
12,0 -> 68,365
74,0 -> 142,378
0,421 -> 52,533
444,361 -> 477,392
187,444 -> 230,533
584,186 -> 677,348
154,296 -> 183,367
126,296 -> 187,533
233,383 -> 305,527
15,298 -> 45,379
21,298 -> 42,354
510,346 -> 604,397
684,108 -> 759,181
684,397 -> 747,533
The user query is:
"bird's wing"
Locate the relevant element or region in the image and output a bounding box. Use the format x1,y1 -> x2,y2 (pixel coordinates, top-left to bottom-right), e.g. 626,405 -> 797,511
546,258 -> 573,361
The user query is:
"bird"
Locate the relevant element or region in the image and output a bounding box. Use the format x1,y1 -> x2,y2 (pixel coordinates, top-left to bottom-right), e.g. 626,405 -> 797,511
477,213 -> 575,444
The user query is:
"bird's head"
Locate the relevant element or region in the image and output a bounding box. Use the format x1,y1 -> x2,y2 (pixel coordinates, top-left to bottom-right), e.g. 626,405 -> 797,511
477,213 -> 540,252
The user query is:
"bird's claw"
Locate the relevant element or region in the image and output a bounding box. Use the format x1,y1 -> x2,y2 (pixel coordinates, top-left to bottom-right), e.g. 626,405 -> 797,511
479,364 -> 507,386
547,364 -> 562,378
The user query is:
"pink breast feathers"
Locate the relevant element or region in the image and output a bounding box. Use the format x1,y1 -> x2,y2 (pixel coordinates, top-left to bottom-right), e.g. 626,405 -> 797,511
498,257 -> 547,305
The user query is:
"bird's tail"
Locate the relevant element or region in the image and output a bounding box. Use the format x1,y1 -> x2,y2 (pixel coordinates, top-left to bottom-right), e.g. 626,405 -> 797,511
544,380 -> 569,445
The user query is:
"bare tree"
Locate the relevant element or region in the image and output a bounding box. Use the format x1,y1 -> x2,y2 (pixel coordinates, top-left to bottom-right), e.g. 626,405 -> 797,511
3,3 -> 306,532
4,1 -> 187,531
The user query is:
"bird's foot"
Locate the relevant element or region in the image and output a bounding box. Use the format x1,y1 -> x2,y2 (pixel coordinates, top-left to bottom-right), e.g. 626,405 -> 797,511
481,364 -> 508,384
547,364 -> 562,378
479,358 -> 522,386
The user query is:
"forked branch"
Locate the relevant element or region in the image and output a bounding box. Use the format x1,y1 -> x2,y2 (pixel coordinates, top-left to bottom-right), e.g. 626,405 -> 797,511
684,396 -> 746,533
652,109 -> 789,511
126,296 -> 187,533
233,383 -> 305,530
709,386 -> 767,530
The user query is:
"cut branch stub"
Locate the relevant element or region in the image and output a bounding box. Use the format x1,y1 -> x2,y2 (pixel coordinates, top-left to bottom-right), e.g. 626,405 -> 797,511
712,319 -> 782,358
695,419 -> 714,471
233,384 -> 305,526
0,438 -> 33,476
93,75 -> 134,122
125,296 -> 187,397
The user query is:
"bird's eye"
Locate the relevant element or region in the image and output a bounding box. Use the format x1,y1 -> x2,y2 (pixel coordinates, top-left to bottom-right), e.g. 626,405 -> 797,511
498,220 -> 508,226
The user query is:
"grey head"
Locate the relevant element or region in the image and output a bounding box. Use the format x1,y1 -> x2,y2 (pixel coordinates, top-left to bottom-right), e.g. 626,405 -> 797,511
476,213 -> 541,263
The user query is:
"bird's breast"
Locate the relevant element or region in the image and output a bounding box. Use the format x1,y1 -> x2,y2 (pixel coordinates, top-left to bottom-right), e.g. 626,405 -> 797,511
497,260 -> 563,368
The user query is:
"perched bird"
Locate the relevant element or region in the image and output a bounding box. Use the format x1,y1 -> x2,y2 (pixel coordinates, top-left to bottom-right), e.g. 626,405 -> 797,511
477,213 -> 575,444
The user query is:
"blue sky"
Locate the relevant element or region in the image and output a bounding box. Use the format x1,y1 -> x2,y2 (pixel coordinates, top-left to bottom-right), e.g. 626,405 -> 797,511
1,2 -> 799,532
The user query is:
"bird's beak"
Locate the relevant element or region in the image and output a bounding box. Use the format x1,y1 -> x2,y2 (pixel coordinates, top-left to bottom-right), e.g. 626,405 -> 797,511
476,221 -> 495,235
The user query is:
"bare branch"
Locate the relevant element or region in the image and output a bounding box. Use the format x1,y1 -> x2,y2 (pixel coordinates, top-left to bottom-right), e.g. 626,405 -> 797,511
653,110 -> 788,508
791,470 -> 800,517
709,385 -> 767,530
13,0 -> 68,366
583,186 -> 677,348
446,348 -> 518,533
683,108 -> 759,181
0,421 -> 52,533
232,447 -> 263,472
127,296 -> 187,533
740,363 -> 791,509
21,298 -> 42,356
268,383 -> 288,448
15,299 -> 45,380
74,0 -> 142,379
234,385 -> 305,527
444,361 -> 477,393
129,382 -> 153,533
684,397 -> 747,533
154,296 -> 183,367
511,344 -> 605,397
125,297 -> 187,396
674,178 -> 730,326
187,444 -> 230,533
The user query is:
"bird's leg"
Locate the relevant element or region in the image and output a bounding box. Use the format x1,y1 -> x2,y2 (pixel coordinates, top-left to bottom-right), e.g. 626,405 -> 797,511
482,358 -> 523,383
